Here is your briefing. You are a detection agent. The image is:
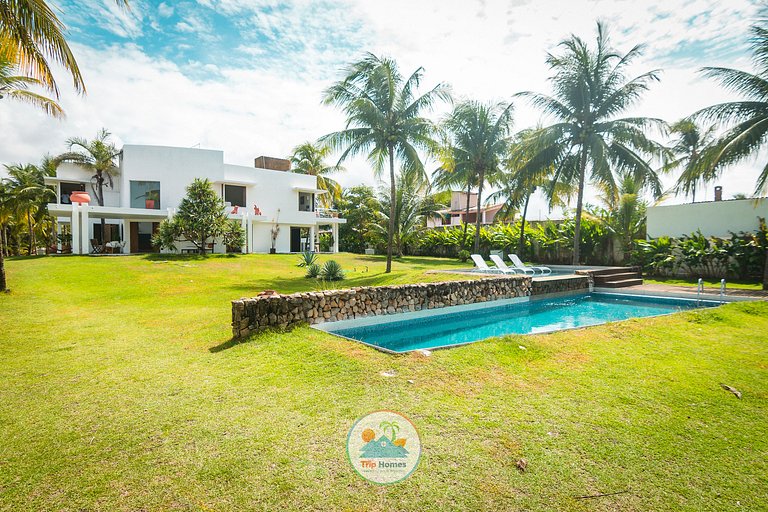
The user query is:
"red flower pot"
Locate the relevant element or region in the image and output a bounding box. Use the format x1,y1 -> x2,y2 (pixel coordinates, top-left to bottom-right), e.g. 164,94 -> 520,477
69,191 -> 90,204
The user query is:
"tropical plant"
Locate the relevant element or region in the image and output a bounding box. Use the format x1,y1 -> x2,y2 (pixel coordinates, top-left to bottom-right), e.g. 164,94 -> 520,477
376,170 -> 444,257
152,178 -> 244,254
432,140 -> 478,250
0,55 -> 63,117
335,185 -> 384,253
54,129 -> 121,244
665,119 -> 716,202
517,22 -> 665,264
3,162 -> 55,255
0,180 -> 9,291
305,263 -> 320,278
296,250 -> 318,267
321,53 -> 450,273
590,175 -> 648,262
631,236 -> 676,275
289,142 -> 344,209
440,100 -> 514,253
457,249 -> 470,262
318,259 -> 344,281
0,0 -> 128,97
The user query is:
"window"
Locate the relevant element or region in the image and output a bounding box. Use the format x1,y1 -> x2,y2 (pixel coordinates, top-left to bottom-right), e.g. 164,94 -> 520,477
130,181 -> 161,209
224,184 -> 246,207
298,192 -> 314,212
60,182 -> 85,204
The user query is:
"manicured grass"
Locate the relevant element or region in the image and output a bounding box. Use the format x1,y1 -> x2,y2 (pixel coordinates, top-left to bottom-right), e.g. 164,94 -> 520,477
644,276 -> 764,290
1,254 -> 767,511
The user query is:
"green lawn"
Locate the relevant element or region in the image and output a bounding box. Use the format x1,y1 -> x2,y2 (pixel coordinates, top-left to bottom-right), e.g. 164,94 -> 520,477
1,254 -> 766,511
643,276 -> 763,290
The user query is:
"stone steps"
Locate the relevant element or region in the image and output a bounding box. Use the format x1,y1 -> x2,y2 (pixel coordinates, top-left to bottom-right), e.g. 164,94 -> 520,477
590,267 -> 643,288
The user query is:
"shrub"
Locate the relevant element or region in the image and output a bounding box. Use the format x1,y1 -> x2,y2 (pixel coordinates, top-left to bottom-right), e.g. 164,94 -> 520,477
305,263 -> 320,278
297,251 -> 318,267
319,260 -> 345,281
457,249 -> 470,262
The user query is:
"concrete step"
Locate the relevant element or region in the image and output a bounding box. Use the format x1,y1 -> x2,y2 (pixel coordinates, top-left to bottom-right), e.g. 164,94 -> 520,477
594,272 -> 641,282
598,278 -> 644,288
589,266 -> 641,277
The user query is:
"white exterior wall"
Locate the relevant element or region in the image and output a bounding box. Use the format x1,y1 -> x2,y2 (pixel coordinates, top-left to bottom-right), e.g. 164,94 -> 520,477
647,198 -> 768,238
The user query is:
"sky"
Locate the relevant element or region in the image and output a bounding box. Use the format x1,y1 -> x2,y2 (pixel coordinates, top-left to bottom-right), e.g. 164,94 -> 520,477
0,0 -> 764,220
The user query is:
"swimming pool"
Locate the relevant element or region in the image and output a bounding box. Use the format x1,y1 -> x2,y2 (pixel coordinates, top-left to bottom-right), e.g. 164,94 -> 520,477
315,292 -> 721,353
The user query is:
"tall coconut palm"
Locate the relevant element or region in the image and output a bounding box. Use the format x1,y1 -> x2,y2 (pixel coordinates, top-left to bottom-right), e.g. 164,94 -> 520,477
321,53 -> 450,272
55,128 -> 121,244
0,0 -> 128,96
3,163 -> 54,255
432,140 -> 478,250
0,180 -> 10,291
0,55 -> 63,117
665,119 -> 716,201
691,20 -> 768,288
441,100 -> 514,253
517,22 -> 665,264
289,142 -> 344,209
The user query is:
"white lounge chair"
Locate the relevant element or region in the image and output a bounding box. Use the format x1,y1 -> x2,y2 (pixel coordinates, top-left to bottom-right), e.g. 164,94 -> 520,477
509,254 -> 551,275
471,254 -> 515,274
489,254 -> 519,275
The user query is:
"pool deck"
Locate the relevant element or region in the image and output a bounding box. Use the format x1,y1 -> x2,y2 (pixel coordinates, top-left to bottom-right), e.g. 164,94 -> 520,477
621,283 -> 768,300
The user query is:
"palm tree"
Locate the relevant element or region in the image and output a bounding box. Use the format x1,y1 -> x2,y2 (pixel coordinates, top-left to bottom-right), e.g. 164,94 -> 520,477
665,120 -> 716,202
517,22 -> 665,264
0,0 -> 128,96
377,170 -> 445,257
321,53 -> 450,273
691,20 -> 768,289
3,163 -> 54,255
0,55 -> 63,117
289,142 -> 343,209
54,129 -> 121,244
441,100 -> 514,253
593,175 -> 647,262
0,180 -> 10,291
432,140 -> 478,250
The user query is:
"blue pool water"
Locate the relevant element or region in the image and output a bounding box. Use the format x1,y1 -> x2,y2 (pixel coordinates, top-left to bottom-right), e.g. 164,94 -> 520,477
324,293 -> 720,353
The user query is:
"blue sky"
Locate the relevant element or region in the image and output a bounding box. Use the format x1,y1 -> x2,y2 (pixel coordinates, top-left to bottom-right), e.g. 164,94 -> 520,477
1,0 -> 764,216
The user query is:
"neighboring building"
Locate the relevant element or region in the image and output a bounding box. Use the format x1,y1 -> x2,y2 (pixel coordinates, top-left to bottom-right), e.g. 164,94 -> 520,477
46,144 -> 345,254
427,191 -> 504,228
647,190 -> 767,238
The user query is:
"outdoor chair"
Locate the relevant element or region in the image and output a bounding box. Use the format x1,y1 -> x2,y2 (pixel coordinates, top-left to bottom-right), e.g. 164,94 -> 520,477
508,254 -> 551,275
489,254 -> 520,275
471,254 -> 514,274
90,239 -> 104,254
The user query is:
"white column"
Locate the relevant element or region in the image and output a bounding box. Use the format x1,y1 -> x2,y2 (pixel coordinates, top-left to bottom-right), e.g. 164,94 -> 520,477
309,226 -> 316,252
71,204 -> 80,254
167,207 -> 173,220
332,223 -> 339,253
247,219 -> 255,254
122,219 -> 131,254
241,213 -> 248,253
80,206 -> 90,254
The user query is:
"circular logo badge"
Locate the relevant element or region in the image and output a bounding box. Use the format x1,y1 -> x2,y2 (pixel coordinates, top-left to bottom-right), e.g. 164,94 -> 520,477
346,410 -> 421,485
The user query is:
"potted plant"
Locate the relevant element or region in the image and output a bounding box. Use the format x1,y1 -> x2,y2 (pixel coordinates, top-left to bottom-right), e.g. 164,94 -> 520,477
134,189 -> 160,209
269,209 -> 281,254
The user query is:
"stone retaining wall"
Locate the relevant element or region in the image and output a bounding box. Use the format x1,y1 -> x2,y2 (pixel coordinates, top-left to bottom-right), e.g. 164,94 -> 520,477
232,276 -> 532,338
531,275 -> 590,296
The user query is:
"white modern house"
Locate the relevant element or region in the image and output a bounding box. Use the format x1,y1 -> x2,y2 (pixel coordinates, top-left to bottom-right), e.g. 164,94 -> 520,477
46,144 -> 345,254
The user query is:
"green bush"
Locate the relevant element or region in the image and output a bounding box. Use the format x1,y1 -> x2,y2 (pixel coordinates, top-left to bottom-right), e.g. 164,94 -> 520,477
305,263 -> 320,278
319,260 -> 345,281
457,249 -> 470,262
297,251 -> 318,267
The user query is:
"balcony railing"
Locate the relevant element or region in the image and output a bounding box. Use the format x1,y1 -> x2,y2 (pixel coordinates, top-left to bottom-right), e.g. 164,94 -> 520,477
315,208 -> 340,218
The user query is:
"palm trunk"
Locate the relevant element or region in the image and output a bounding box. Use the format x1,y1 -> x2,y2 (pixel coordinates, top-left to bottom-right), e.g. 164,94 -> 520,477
0,226 -> 6,292
762,247 -> 768,291
96,175 -> 107,247
518,191 -> 531,258
27,211 -> 34,255
462,181 -> 471,249
474,167 -> 485,254
385,147 -> 395,273
573,147 -> 588,265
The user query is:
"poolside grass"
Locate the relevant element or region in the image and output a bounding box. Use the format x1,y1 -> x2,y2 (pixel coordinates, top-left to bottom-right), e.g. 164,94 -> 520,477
1,254 -> 767,511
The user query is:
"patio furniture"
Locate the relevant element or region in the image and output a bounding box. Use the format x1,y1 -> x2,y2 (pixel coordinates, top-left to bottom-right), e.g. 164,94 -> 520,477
489,255 -> 519,275
105,241 -> 125,254
508,254 -> 551,275
90,239 -> 104,254
471,254 -> 514,274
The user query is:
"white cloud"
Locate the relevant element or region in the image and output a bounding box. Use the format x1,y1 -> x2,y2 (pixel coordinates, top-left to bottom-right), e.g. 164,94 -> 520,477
157,2 -> 174,18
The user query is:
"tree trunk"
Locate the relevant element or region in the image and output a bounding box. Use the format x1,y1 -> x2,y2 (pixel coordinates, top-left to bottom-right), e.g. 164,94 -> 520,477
96,174 -> 107,246
473,167 -> 485,254
0,225 -> 6,292
27,211 -> 34,255
462,181 -> 471,249
385,147 -> 395,273
573,147 -> 588,265
518,191 -> 532,258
